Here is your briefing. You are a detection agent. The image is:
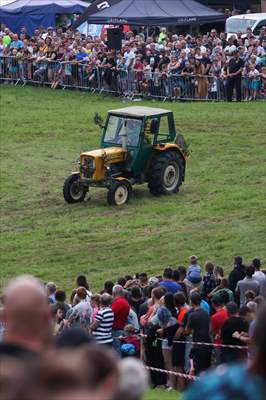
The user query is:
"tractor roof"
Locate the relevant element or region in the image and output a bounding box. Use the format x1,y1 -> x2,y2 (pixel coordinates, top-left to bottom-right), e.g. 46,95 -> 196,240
108,106 -> 171,118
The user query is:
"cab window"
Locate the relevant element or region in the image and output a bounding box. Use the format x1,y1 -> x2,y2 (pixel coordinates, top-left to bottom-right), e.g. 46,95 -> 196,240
104,115 -> 142,147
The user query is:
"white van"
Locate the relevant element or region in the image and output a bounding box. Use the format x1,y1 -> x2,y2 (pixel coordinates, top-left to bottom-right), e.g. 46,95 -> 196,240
226,13 -> 266,38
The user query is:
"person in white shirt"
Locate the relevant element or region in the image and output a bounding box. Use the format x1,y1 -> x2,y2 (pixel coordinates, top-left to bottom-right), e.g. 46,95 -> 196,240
252,258 -> 266,296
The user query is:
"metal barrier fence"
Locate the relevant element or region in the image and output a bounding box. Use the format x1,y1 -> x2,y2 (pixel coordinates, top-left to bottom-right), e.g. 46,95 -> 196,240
0,56 -> 265,101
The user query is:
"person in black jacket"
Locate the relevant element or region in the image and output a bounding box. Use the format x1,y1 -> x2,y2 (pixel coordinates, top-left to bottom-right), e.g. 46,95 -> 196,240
228,256 -> 246,295
221,301 -> 248,363
226,48 -> 244,101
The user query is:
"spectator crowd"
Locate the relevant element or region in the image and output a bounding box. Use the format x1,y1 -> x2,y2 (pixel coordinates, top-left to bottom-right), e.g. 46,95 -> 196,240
0,24 -> 266,100
0,255 -> 266,400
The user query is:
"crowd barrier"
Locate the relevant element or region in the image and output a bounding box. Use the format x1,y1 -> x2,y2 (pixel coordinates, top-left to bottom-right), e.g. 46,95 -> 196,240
0,56 -> 265,101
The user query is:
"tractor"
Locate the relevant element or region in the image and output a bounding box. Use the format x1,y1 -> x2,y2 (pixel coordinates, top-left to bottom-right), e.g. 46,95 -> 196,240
63,106 -> 189,206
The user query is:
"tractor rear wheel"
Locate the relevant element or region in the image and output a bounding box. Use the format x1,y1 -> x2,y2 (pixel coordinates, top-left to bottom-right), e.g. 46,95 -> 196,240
63,173 -> 87,203
148,151 -> 184,195
107,180 -> 132,206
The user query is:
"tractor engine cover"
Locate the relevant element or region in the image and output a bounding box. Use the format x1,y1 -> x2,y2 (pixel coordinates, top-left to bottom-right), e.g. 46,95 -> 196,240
80,147 -> 127,181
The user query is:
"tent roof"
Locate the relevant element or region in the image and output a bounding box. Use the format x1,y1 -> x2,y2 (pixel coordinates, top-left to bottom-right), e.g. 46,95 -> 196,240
0,0 -> 89,14
73,0 -> 225,28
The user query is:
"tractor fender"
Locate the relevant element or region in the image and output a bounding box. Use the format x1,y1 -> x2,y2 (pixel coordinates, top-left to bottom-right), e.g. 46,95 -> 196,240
154,144 -> 187,162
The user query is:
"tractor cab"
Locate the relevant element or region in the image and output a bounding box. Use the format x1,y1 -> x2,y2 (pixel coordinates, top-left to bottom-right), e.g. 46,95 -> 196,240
101,107 -> 176,177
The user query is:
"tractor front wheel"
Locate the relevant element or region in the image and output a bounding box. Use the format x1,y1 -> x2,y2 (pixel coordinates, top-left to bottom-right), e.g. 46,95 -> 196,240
63,173 -> 87,203
107,180 -> 132,206
148,152 -> 184,195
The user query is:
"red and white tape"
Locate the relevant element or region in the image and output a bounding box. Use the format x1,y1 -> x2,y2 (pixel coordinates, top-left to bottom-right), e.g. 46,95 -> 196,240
140,336 -> 248,350
166,339 -> 248,350
145,366 -> 199,380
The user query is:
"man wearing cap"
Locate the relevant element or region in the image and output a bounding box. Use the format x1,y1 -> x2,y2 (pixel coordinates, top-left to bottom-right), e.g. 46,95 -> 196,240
227,48 -> 244,101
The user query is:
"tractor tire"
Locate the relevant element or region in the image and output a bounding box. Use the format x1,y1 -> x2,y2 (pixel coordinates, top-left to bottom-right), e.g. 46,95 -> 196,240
107,180 -> 132,206
148,151 -> 184,196
63,173 -> 87,203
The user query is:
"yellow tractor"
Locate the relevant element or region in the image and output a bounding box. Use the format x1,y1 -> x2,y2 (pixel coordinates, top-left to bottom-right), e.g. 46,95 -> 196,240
63,106 -> 189,205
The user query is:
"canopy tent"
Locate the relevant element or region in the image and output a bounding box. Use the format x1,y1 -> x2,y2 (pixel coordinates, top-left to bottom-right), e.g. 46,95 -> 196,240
73,0 -> 225,30
0,0 -> 89,35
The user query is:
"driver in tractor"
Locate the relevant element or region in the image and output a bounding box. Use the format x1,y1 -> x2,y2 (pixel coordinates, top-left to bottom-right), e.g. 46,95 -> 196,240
115,118 -> 141,147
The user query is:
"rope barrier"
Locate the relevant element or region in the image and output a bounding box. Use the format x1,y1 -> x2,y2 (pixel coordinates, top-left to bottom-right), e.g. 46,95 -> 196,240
140,335 -> 248,350
160,338 -> 248,350
145,366 -> 199,380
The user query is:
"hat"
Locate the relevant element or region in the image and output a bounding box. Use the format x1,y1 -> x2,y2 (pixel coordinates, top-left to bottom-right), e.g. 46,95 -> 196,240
229,45 -> 237,54
189,255 -> 198,263
148,277 -> 159,286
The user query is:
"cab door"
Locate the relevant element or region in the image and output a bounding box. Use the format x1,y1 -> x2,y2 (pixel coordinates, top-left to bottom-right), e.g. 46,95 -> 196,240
128,117 -> 159,176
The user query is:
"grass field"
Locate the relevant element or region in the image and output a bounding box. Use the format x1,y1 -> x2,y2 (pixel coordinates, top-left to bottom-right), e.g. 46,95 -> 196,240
0,86 -> 265,294
0,86 -> 265,400
144,388 -> 181,400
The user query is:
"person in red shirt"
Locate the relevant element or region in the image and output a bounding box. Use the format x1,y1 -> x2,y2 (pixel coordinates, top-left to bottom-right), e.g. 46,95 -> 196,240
211,296 -> 229,350
111,284 -> 130,354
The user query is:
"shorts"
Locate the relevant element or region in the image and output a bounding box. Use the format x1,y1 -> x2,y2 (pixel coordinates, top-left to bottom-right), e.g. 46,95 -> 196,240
161,338 -> 172,350
189,347 -> 212,375
172,342 -> 185,368
250,80 -> 261,90
242,77 -> 249,89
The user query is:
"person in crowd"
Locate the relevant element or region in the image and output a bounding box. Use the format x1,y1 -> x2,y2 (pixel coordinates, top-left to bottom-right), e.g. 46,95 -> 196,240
235,266 -> 260,307
102,280 -> 114,295
91,294 -> 101,320
172,269 -> 187,299
114,358 -> 149,400
159,267 -> 182,294
209,278 -> 235,303
153,305 -> 178,390
119,324 -> 140,357
201,262 -> 217,300
252,258 -> 266,296
111,285 -> 130,354
184,256 -> 202,297
0,276 -> 52,358
173,291 -> 189,391
46,282 -> 57,304
91,293 -> 114,346
185,301 -> 266,400
220,301 -> 248,363
66,287 -> 92,332
211,296 -> 228,348
51,290 -> 70,318
138,272 -> 148,288
70,274 -> 92,304
228,256 -> 246,294
127,286 -> 144,319
226,48 -> 244,101
185,291 -> 212,375
213,265 -> 224,286
140,286 -> 166,329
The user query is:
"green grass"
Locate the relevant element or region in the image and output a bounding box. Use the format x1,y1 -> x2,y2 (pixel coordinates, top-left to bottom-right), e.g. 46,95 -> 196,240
0,86 -> 266,295
144,388 -> 182,400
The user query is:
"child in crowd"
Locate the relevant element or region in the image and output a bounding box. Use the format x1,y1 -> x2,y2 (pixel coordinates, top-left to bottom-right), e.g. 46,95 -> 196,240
91,294 -> 101,321
249,64 -> 261,100
120,324 -> 140,358
184,255 -> 202,297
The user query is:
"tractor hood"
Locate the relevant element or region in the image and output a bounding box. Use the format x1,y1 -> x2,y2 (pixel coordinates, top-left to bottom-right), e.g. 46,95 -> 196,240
81,147 -> 127,163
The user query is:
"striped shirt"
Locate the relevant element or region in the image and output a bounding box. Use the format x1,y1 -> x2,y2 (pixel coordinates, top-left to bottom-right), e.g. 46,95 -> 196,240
92,307 -> 114,344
